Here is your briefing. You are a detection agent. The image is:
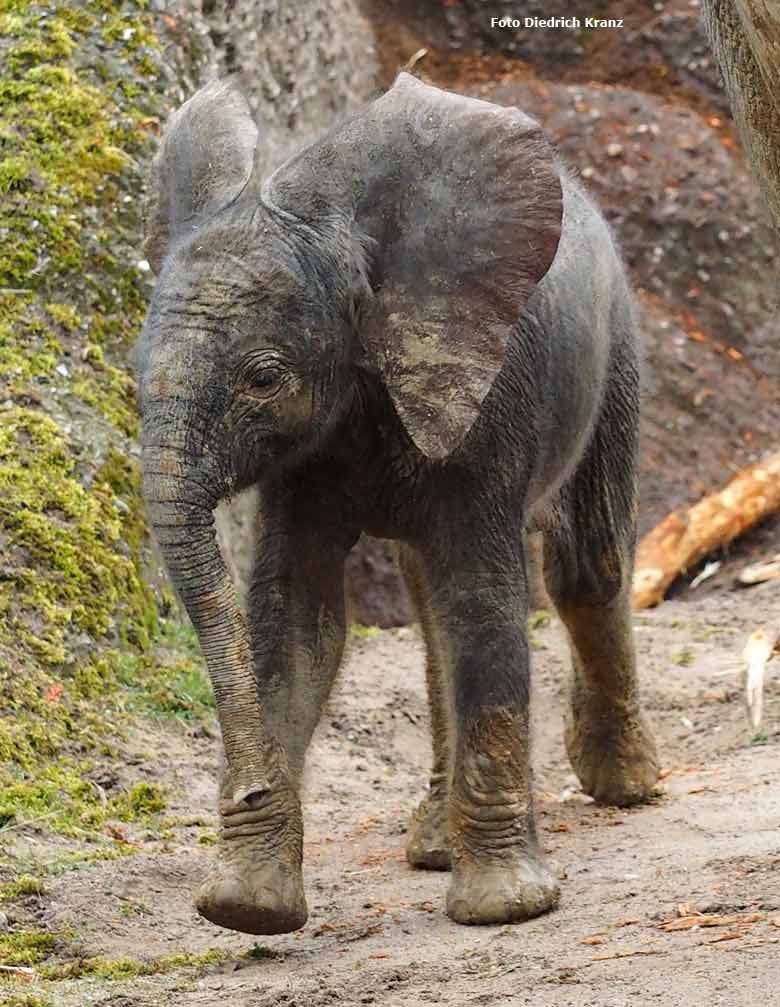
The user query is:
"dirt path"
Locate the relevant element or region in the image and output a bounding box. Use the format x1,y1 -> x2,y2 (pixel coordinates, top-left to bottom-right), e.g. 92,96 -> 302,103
7,585 -> 779,1006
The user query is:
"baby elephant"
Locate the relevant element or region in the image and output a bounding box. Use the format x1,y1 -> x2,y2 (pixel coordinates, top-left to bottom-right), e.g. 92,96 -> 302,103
136,72 -> 658,933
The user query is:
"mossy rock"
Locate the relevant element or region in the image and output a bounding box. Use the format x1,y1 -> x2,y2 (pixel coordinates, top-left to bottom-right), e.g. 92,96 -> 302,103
0,2 -> 211,843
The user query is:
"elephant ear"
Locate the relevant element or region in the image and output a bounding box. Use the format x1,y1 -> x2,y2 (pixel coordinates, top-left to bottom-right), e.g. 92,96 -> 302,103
263,73 -> 563,458
144,78 -> 259,272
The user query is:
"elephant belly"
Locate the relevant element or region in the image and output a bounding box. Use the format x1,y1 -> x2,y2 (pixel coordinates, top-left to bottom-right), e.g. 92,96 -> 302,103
525,172 -> 628,509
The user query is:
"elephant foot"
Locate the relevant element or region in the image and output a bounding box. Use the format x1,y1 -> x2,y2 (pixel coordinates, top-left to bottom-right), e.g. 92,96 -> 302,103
406,781 -> 451,870
446,850 -> 559,925
566,704 -> 659,807
196,789 -> 307,935
196,858 -> 307,936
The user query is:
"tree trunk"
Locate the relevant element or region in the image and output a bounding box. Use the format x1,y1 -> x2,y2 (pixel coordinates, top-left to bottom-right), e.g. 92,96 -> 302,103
701,0 -> 780,225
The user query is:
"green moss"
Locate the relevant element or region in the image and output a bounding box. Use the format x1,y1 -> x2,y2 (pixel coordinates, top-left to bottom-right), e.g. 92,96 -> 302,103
0,921 -> 229,981
0,767 -> 166,837
39,947 -> 229,981
0,0 -> 165,667
0,4 -> 218,867
0,875 -> 46,901
0,930 -> 56,967
0,614 -> 210,839
0,994 -> 52,1007
349,624 -> 381,640
111,782 -> 166,819
114,619 -> 215,723
0,933 -> 228,1005
528,610 -> 551,630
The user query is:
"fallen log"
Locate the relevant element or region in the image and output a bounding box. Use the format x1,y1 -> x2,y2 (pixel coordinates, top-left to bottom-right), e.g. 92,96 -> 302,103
632,450 -> 780,609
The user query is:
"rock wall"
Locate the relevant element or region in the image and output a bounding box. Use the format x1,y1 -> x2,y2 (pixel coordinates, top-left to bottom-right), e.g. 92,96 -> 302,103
0,0 -> 203,774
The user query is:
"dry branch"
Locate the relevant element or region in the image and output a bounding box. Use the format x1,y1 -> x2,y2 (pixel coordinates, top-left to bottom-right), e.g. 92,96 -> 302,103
742,628 -> 778,730
632,451 -> 780,609
738,554 -> 780,585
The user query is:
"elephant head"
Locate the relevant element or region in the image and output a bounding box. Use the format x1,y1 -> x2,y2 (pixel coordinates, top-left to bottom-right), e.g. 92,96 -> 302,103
136,73 -> 563,800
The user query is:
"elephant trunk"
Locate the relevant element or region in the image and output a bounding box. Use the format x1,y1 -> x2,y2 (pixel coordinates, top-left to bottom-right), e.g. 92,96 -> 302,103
142,440 -> 280,806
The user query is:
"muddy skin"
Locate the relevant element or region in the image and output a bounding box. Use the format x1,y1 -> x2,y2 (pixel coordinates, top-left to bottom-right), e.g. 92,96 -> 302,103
542,339 -> 660,807
194,498 -> 354,934
405,773 -> 451,870
560,593 -> 659,806
447,711 -> 559,924
196,753 -> 307,935
247,497 -> 355,786
399,544 -> 452,870
407,505 -> 562,925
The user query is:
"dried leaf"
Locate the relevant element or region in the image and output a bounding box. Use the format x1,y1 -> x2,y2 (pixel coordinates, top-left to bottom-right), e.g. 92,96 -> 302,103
660,912 -> 763,932
591,948 -> 664,962
707,931 -> 747,943
582,934 -> 607,946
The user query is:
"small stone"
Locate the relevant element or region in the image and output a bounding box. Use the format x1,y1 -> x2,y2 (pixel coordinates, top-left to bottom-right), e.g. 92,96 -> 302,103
137,259 -> 151,272
581,166 -> 595,179
121,27 -> 135,41
676,133 -> 697,151
55,363 -> 69,378
620,165 -> 638,183
606,143 -> 623,158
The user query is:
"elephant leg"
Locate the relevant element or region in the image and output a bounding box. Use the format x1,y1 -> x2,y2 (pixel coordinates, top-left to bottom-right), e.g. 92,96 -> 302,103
399,543 -> 452,870
419,524 -> 559,925
197,491 -> 353,933
543,387 -> 659,807
282,527 -> 350,784
243,493 -> 351,781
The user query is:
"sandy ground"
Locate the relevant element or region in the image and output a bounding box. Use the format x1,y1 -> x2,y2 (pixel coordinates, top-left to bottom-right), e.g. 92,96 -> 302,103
8,584 -> 780,1006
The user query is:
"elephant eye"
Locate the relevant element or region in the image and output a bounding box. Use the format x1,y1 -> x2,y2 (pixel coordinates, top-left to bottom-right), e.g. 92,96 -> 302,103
239,353 -> 289,398
251,367 -> 282,390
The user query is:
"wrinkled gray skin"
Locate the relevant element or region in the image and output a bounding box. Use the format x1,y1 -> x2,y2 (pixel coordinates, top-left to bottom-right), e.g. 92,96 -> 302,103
136,73 -> 659,935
